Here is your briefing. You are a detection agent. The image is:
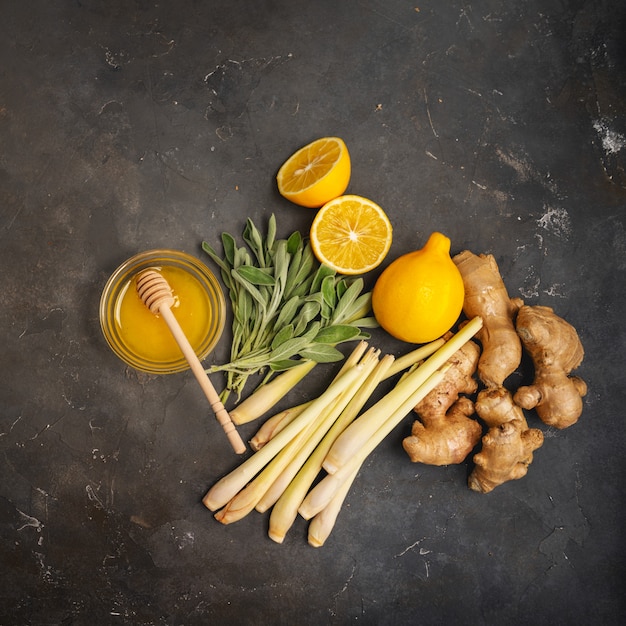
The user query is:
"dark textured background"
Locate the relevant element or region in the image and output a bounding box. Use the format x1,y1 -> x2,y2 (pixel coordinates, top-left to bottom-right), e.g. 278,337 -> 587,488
1,1 -> 625,624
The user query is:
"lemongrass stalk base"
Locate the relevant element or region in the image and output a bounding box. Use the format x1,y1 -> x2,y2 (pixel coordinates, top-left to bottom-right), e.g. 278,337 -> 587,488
230,360 -> 317,425
264,350 -> 382,540
308,465 -> 359,547
203,362 -> 366,511
249,402 -> 310,451
266,353 -> 394,542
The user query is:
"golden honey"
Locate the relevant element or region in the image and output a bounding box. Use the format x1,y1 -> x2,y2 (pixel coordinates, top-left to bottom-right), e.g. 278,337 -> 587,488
115,266 -> 211,363
100,250 -> 226,374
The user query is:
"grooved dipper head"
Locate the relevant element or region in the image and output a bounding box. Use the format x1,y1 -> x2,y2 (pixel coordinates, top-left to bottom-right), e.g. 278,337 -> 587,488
136,269 -> 175,314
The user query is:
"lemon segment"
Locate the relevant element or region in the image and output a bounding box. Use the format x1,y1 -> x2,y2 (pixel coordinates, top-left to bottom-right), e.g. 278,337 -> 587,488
309,195 -> 393,275
277,137 -> 351,208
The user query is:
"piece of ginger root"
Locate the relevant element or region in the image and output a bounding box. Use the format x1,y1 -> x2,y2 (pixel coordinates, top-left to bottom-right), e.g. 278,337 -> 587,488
453,250 -> 524,388
468,387 -> 543,493
514,305 -> 587,429
403,340 -> 482,465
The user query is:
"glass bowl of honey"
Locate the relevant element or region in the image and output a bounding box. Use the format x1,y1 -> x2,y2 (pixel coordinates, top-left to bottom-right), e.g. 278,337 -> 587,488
99,249 -> 226,374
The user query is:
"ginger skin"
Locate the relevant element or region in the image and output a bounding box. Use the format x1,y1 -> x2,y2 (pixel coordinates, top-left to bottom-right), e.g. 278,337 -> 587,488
474,386 -> 528,428
469,420 -> 544,494
514,305 -> 587,429
453,250 -> 524,388
468,387 -> 544,493
403,340 -> 482,466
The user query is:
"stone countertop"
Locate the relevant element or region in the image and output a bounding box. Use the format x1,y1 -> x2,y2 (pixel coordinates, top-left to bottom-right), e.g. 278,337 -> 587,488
1,1 -> 625,624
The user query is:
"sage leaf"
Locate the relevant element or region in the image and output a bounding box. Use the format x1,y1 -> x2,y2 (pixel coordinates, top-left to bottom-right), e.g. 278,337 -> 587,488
265,214 -> 277,257
271,324 -> 294,349
290,274 -> 315,298
285,245 -> 303,297
270,359 -> 306,371
236,265 -> 276,286
287,244 -> 316,297
270,336 -> 312,362
221,233 -> 237,266
346,316 -> 379,328
300,344 -> 344,363
294,300 -> 321,335
342,292 -> 373,323
235,289 -> 253,326
311,264 -> 335,294
233,245 -> 251,269
301,320 -> 321,342
336,279 -> 349,300
220,268 -> 234,293
321,274 -> 336,308
274,295 -> 302,330
273,240 -> 290,288
298,299 -> 322,323
286,230 -> 302,255
312,324 -> 362,344
331,278 -> 364,324
201,241 -> 231,275
231,268 -> 267,309
305,292 -> 325,307
243,218 -> 266,267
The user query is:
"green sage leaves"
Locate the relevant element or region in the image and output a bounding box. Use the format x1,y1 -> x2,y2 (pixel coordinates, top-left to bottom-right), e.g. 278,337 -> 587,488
202,214 -> 377,401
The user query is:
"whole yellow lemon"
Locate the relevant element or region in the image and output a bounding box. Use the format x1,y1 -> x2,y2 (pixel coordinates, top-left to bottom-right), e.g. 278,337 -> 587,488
372,232 -> 465,343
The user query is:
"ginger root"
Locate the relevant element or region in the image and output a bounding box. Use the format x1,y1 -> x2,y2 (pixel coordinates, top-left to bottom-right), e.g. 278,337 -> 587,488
453,250 -> 524,388
403,340 -> 482,465
469,420 -> 544,494
474,385 -> 526,428
400,247 -> 586,495
514,305 -> 587,429
468,387 -> 544,493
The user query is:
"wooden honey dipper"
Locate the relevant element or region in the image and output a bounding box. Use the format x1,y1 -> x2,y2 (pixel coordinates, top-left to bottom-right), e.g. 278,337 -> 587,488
136,268 -> 246,454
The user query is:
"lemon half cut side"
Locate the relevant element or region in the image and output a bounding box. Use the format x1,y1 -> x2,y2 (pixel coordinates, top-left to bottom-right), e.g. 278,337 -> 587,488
310,194 -> 393,275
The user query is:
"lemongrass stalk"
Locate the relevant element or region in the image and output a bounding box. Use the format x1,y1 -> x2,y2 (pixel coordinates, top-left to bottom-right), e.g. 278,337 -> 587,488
229,360 -> 317,425
322,316 -> 483,475
213,478 -> 266,525
248,340 -> 369,449
249,402 -> 309,451
257,349 -> 380,518
384,337 -> 445,378
256,396 -> 344,514
307,465 -> 359,548
214,413 -> 321,524
215,349 -> 378,524
202,362 -> 366,511
249,339 -> 432,451
267,353 -> 394,543
299,366 -> 450,520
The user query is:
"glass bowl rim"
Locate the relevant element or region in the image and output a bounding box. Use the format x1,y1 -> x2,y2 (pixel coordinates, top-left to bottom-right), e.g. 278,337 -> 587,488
99,248 -> 226,374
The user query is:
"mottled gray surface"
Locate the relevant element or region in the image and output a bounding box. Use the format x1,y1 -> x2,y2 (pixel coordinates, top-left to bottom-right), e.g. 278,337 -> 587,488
1,1 -> 625,624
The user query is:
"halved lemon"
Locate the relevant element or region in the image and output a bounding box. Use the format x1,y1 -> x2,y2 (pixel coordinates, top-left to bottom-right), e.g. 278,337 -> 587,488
276,137 -> 351,208
310,195 -> 393,275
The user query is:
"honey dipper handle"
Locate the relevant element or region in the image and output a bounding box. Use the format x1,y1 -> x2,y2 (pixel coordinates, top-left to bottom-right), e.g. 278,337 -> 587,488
158,305 -> 247,454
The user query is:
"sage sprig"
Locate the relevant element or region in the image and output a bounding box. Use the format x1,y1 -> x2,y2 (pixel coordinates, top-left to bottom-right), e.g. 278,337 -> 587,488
202,214 -> 377,403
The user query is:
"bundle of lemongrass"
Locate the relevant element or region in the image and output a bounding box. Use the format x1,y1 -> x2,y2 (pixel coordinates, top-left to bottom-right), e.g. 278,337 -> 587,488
202,317 -> 483,547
